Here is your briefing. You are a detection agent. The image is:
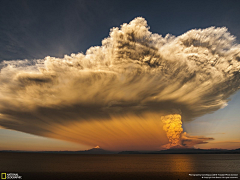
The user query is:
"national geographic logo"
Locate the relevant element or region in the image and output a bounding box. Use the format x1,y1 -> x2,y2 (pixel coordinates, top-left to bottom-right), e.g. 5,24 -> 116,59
1,173 -> 22,179
1,173 -> 6,180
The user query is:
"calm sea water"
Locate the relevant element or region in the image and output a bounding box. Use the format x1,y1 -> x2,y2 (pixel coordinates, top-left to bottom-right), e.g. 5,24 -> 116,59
0,153 -> 239,180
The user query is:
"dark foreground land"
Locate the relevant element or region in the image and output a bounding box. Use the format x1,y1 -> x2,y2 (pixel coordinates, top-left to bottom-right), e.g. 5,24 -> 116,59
0,152 -> 239,180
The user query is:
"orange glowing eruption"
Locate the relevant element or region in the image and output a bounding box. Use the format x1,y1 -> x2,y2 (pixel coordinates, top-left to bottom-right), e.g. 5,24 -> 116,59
161,114 -> 183,149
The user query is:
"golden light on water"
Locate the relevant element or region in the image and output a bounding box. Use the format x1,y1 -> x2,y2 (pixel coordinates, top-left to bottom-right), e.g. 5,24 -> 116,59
168,155 -> 195,172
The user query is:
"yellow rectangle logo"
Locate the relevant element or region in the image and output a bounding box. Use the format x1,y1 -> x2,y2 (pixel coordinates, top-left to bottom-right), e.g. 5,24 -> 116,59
1,173 -> 6,179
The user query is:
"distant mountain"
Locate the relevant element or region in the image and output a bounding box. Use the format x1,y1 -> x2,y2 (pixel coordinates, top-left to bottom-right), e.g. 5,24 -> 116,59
77,147 -> 116,154
228,148 -> 240,154
1,147 -> 239,154
147,148 -> 240,154
118,151 -> 141,154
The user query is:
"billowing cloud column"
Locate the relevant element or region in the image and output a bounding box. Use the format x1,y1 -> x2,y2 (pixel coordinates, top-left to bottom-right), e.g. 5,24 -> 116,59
0,17 -> 240,150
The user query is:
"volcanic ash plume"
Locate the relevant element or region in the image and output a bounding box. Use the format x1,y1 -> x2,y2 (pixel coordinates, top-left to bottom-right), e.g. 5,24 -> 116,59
0,17 -> 240,150
161,114 -> 183,148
